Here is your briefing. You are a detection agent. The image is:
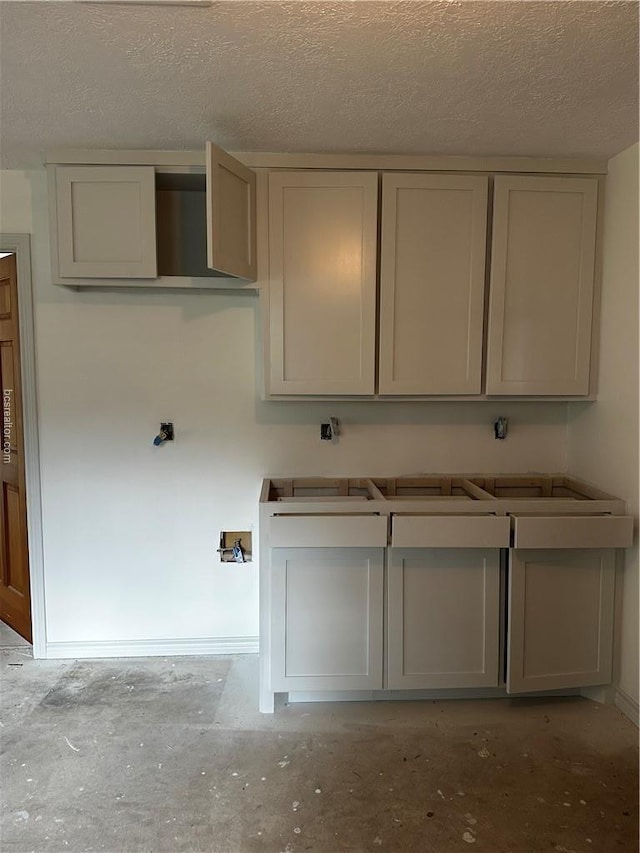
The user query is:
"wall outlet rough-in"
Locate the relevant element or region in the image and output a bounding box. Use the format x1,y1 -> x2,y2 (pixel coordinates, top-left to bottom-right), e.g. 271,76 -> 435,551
218,531 -> 252,562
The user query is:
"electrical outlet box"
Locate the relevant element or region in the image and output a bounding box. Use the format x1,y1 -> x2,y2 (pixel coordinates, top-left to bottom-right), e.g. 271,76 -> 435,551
218,531 -> 252,563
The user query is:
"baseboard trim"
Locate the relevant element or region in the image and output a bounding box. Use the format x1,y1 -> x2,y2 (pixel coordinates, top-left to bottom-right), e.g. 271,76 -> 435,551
44,636 -> 259,660
615,687 -> 639,727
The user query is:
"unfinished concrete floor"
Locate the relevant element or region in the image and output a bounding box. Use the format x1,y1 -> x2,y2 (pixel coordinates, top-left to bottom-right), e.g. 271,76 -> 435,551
1,639 -> 638,853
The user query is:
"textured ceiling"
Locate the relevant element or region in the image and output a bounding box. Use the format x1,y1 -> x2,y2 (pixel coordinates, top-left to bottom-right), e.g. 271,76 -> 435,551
0,0 -> 638,168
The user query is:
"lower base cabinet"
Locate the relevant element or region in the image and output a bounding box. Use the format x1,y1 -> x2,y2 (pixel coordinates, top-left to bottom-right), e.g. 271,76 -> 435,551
507,548 -> 615,693
387,548 -> 501,689
261,480 -> 632,711
270,547 -> 384,692
268,545 -> 619,700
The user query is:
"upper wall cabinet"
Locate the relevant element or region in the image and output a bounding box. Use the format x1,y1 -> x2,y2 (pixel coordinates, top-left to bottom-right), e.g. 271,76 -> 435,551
264,169 -> 600,399
378,174 -> 488,395
265,171 -> 489,398
266,171 -> 379,396
54,166 -> 158,279
48,143 -> 256,288
486,176 -> 598,396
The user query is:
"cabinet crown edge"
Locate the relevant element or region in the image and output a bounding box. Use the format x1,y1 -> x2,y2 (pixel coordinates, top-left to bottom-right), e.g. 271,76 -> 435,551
45,149 -> 608,175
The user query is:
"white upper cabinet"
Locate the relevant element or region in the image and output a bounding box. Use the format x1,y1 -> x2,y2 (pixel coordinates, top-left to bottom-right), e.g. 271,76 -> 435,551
48,146 -> 257,286
265,169 -> 600,399
49,150 -> 603,398
378,174 -> 489,395
486,175 -> 598,396
266,171 -> 378,396
54,166 -> 158,279
205,142 -> 256,280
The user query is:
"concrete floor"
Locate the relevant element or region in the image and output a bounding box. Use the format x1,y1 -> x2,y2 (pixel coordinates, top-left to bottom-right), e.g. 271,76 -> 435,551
1,639 -> 638,853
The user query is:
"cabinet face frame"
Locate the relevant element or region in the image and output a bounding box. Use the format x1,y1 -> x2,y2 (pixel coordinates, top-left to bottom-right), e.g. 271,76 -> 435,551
53,165 -> 158,279
270,546 -> 384,692
266,171 -> 379,396
507,548 -> 615,694
378,173 -> 489,395
486,175 -> 599,396
205,142 -> 257,280
387,546 -> 501,689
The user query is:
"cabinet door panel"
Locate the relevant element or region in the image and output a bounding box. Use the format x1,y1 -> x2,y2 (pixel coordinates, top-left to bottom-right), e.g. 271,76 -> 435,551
206,143 -> 256,280
267,172 -> 378,395
387,547 -> 500,689
379,174 -> 488,395
270,547 -> 384,691
487,176 -> 598,395
55,166 -> 157,278
507,548 -> 614,693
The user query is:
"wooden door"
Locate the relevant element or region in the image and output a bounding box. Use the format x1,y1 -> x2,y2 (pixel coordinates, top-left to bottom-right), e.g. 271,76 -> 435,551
486,175 -> 598,396
507,548 -> 615,693
387,547 -> 501,689
205,143 -> 256,280
378,174 -> 488,395
270,547 -> 384,692
54,165 -> 157,278
267,171 -> 378,395
0,254 -> 31,641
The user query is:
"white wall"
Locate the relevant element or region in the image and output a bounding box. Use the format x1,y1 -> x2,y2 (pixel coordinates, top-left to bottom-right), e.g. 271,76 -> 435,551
3,168 -> 572,653
0,170 -> 33,232
567,143 -> 639,716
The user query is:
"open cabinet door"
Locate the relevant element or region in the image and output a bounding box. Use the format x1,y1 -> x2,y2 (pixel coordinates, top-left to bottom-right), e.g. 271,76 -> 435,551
206,143 -> 256,280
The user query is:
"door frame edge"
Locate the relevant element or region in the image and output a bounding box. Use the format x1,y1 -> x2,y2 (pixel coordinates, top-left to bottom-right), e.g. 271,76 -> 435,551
0,233 -> 46,656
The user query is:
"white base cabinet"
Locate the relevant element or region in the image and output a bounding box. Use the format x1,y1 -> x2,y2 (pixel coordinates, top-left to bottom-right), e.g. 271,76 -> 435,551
260,476 -> 631,712
387,548 -> 501,689
270,547 -> 384,692
268,543 -> 620,700
507,548 -> 615,694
